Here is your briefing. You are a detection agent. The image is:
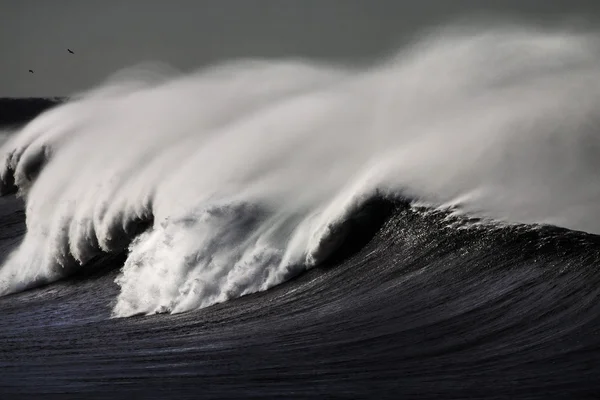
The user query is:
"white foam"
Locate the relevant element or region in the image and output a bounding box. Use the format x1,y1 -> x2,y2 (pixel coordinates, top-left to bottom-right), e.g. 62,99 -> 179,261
2,23 -> 600,316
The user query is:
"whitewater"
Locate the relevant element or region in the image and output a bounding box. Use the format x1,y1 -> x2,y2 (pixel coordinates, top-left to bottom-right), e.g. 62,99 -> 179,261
2,24 -> 600,317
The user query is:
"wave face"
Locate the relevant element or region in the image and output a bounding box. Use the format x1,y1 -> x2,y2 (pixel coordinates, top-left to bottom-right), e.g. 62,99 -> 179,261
3,24 -> 600,318
1,196 -> 599,399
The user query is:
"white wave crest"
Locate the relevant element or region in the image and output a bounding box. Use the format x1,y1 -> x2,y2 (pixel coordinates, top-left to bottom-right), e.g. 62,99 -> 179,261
2,23 -> 600,316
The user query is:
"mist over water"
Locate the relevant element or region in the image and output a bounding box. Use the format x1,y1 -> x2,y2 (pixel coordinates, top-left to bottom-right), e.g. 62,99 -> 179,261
2,23 -> 600,317
0,130 -> 12,148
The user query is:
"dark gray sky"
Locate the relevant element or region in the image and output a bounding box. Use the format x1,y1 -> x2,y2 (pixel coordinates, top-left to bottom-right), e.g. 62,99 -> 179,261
1,0 -> 599,97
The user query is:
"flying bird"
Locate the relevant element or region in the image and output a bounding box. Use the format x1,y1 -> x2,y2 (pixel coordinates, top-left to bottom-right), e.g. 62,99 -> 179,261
29,70 -> 34,73
67,49 -> 74,54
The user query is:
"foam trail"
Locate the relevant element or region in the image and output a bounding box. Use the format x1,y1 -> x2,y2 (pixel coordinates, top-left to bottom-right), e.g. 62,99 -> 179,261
2,23 -> 600,316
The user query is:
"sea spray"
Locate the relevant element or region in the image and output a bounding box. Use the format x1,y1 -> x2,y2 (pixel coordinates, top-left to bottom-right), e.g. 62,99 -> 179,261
2,24 -> 600,316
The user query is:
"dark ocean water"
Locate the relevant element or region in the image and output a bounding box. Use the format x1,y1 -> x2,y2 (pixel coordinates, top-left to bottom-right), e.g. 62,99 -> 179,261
0,192 -> 599,399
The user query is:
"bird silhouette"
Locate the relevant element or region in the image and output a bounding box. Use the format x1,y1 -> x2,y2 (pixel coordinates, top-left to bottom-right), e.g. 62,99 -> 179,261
29,69 -> 34,73
67,49 -> 74,54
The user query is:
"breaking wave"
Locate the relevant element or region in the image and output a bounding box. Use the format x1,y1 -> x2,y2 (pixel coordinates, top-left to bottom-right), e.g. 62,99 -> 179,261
3,23 -> 600,317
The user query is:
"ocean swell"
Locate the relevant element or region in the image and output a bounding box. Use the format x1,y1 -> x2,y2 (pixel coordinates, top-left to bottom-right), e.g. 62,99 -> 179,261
2,23 -> 600,317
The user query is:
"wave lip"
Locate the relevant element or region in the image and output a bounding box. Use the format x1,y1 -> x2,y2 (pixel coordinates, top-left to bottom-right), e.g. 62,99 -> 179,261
4,23 -> 600,315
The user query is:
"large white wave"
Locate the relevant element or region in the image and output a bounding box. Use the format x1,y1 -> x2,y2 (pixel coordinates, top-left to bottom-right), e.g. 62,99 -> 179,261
2,23 -> 600,317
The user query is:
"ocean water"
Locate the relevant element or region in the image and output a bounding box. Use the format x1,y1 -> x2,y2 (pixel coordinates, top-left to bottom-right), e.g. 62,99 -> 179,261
1,22 -> 599,399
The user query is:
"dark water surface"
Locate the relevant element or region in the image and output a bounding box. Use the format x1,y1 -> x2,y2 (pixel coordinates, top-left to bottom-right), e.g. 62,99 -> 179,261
1,195 -> 599,399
